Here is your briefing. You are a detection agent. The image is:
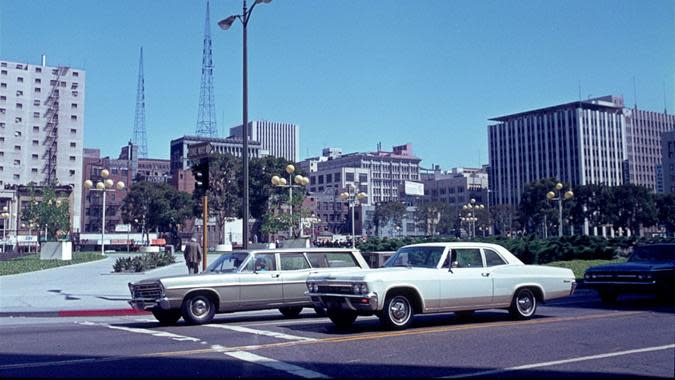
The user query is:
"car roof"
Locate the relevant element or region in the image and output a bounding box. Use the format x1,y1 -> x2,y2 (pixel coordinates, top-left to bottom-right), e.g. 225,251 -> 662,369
241,248 -> 359,254
402,242 -> 507,249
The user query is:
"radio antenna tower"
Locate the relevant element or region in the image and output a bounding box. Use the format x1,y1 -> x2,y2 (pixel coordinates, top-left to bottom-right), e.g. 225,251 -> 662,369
196,1 -> 218,137
133,47 -> 148,158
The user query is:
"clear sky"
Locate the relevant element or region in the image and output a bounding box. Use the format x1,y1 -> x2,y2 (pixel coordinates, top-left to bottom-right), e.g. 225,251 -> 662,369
1,0 -> 673,169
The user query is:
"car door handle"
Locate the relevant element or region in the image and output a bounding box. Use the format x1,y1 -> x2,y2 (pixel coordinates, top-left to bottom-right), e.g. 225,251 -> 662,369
481,272 -> 490,277
272,273 -> 280,278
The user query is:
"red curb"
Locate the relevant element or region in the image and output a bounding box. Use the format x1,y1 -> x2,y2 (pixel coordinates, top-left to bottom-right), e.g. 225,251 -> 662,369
57,309 -> 151,317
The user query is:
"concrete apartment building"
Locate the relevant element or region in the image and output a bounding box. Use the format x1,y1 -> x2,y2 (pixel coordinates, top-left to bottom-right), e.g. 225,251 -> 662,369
488,95 -> 675,207
0,57 -> 85,230
299,144 -> 421,237
662,130 -> 675,193
230,120 -> 299,162
423,166 -> 489,208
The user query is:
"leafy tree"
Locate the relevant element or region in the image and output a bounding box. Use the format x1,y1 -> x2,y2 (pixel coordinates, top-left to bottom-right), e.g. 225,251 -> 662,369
414,201 -> 448,235
610,184 -> 658,235
373,201 -> 406,235
21,187 -> 71,241
655,193 -> 675,236
490,204 -> 518,236
192,153 -> 241,244
249,156 -> 295,220
518,178 -> 559,236
122,181 -> 194,244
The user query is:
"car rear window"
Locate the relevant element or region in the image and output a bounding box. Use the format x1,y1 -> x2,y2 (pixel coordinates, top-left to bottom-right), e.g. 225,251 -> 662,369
306,252 -> 358,268
280,253 -> 311,270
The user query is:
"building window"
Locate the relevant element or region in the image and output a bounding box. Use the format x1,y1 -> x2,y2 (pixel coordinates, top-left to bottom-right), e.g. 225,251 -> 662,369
71,103 -> 77,109
15,131 -> 21,137
13,174 -> 20,180
32,154 -> 38,159
34,87 -> 41,93
69,156 -> 76,161
0,108 -> 5,114
33,112 -> 40,118
15,145 -> 21,151
14,159 -> 20,165
16,103 -> 22,109
69,169 -> 76,176
70,142 -> 76,148
16,90 -> 23,96
70,115 -> 77,121
33,140 -> 39,145
71,83 -> 78,89
72,72 -> 79,77
0,96 -> 5,102
33,126 -> 39,132
1,122 -> 6,128
1,83 -> 6,88
35,67 -> 42,73
33,99 -> 40,106
17,77 -> 23,83
70,128 -> 77,134
72,91 -> 78,97
32,168 -> 38,174
0,70 -> 6,75
15,117 -> 22,123
35,78 -> 41,84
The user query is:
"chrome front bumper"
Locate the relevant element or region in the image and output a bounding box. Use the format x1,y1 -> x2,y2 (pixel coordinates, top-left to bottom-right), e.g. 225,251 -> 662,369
305,291 -> 379,311
128,297 -> 172,311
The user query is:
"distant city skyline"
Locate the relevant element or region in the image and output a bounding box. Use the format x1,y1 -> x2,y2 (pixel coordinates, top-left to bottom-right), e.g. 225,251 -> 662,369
1,0 -> 673,167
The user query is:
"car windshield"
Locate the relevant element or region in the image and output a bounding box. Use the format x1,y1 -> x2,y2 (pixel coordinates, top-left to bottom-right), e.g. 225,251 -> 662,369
383,246 -> 446,268
206,251 -> 250,273
628,246 -> 675,263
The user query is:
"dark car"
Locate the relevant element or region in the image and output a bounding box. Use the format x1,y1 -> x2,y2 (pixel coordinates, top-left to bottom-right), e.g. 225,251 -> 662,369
583,243 -> 674,304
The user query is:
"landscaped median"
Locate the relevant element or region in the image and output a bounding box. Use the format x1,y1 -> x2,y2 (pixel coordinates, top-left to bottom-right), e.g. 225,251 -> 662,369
546,258 -> 627,280
0,252 -> 105,276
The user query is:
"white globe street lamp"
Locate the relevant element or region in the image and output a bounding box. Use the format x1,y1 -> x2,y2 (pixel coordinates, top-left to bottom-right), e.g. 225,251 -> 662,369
84,169 -> 125,255
271,164 -> 309,239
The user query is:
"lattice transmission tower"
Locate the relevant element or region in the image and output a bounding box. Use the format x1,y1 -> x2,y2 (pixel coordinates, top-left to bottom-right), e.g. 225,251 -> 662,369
195,1 -> 218,137
133,47 -> 148,158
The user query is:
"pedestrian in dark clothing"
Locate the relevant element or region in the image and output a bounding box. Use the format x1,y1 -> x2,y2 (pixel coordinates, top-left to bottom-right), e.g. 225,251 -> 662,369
184,238 -> 202,274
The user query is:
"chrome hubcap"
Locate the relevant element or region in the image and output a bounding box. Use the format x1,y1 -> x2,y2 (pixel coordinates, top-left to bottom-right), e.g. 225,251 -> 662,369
191,298 -> 209,317
389,297 -> 411,325
517,293 -> 534,314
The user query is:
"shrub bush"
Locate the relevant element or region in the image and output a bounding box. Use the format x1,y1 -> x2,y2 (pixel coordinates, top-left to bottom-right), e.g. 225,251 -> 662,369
112,251 -> 176,273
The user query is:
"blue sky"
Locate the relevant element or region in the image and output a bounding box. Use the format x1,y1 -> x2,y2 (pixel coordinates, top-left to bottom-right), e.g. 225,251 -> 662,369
1,0 -> 673,168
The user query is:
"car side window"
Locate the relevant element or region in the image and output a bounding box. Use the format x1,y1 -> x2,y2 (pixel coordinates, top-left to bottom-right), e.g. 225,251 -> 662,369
280,253 -> 310,270
253,253 -> 277,271
484,249 -> 507,267
454,248 -> 483,268
305,252 -> 358,268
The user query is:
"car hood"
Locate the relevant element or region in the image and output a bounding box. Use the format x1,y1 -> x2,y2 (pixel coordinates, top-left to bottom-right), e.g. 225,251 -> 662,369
308,266 -> 425,282
585,262 -> 675,273
130,271 -> 237,287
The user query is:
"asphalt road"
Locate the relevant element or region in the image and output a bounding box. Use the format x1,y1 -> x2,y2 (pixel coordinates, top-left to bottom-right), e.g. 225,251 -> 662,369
1,289 -> 673,379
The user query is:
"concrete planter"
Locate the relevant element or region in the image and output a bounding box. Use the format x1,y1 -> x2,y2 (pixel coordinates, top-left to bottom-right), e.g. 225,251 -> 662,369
139,246 -> 161,253
40,241 -> 73,261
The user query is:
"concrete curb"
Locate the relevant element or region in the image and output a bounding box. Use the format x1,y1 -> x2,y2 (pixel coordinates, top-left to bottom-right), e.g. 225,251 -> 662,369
0,308 -> 151,318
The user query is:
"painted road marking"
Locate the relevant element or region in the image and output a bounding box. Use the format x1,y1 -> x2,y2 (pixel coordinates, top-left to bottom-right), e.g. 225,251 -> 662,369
225,350 -> 329,378
441,344 -> 675,378
205,323 -> 317,342
76,321 -> 202,342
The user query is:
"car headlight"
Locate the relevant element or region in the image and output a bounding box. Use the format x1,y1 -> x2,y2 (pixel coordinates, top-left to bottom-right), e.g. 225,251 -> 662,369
307,281 -> 314,292
584,273 -> 591,279
352,282 -> 368,294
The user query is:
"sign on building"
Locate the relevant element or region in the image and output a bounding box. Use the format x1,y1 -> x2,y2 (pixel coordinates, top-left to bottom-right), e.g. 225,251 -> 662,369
403,181 -> 424,196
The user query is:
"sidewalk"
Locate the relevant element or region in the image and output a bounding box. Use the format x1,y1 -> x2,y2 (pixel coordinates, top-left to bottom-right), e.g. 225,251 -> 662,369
0,253 -> 221,317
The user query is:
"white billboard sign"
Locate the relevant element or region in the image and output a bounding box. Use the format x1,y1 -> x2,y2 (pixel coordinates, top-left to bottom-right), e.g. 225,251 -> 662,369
404,181 -> 424,196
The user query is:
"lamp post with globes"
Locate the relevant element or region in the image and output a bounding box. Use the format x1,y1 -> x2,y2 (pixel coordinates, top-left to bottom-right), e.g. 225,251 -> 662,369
339,185 -> 367,248
461,198 -> 484,239
546,182 -> 574,237
218,0 -> 272,249
271,164 -> 309,239
84,169 -> 125,255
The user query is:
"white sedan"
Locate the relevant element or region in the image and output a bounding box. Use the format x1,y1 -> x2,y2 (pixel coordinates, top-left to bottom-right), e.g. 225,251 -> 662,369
306,242 -> 576,330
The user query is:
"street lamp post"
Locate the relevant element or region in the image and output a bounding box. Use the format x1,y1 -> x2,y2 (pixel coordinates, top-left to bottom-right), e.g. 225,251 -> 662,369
461,198 -> 484,239
84,169 -> 125,255
218,0 -> 272,249
546,182 -> 574,237
271,164 -> 309,239
1,206 -> 8,253
339,185 -> 367,248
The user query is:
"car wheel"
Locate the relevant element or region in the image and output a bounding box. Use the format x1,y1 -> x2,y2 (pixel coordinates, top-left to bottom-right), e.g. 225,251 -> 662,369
379,294 -> 414,330
598,290 -> 618,305
509,288 -> 537,320
454,310 -> 475,320
181,293 -> 216,325
279,306 -> 303,318
151,309 -> 181,325
313,307 -> 327,317
326,309 -> 357,328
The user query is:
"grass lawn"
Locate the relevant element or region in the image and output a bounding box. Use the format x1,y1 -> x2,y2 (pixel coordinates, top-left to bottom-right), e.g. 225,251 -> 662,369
545,258 -> 627,280
0,252 -> 105,276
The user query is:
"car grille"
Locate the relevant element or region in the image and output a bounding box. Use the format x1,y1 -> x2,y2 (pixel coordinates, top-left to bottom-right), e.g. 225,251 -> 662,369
317,285 -> 353,294
131,282 -> 162,299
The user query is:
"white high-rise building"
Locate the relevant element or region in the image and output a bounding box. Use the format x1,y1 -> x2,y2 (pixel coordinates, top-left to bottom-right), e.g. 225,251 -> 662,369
0,57 -> 85,229
230,120 -> 299,162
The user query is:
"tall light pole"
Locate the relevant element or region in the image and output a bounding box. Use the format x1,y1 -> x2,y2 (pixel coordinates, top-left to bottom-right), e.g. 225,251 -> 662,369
546,182 -> 574,237
84,169 -> 125,255
1,206 -> 8,253
271,164 -> 309,238
339,185 -> 367,248
218,0 -> 272,249
461,198 -> 484,239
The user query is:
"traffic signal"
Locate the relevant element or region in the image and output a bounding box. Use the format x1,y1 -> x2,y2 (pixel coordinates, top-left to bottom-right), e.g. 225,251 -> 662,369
194,158 -> 209,191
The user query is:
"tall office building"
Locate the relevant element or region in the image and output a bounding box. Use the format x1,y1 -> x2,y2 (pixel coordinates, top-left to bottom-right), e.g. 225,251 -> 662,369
0,57 -> 85,229
488,95 -> 675,207
662,130 -> 675,193
230,120 -> 299,162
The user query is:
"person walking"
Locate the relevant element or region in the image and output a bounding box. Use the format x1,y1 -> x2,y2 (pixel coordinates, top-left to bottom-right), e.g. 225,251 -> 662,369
184,238 -> 202,274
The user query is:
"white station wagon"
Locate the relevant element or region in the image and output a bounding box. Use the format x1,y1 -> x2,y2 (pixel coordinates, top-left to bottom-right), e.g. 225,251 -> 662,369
306,242 -> 576,330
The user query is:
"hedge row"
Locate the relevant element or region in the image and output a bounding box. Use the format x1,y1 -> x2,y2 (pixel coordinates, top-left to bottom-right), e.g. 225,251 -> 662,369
356,235 -> 674,265
112,251 -> 176,272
